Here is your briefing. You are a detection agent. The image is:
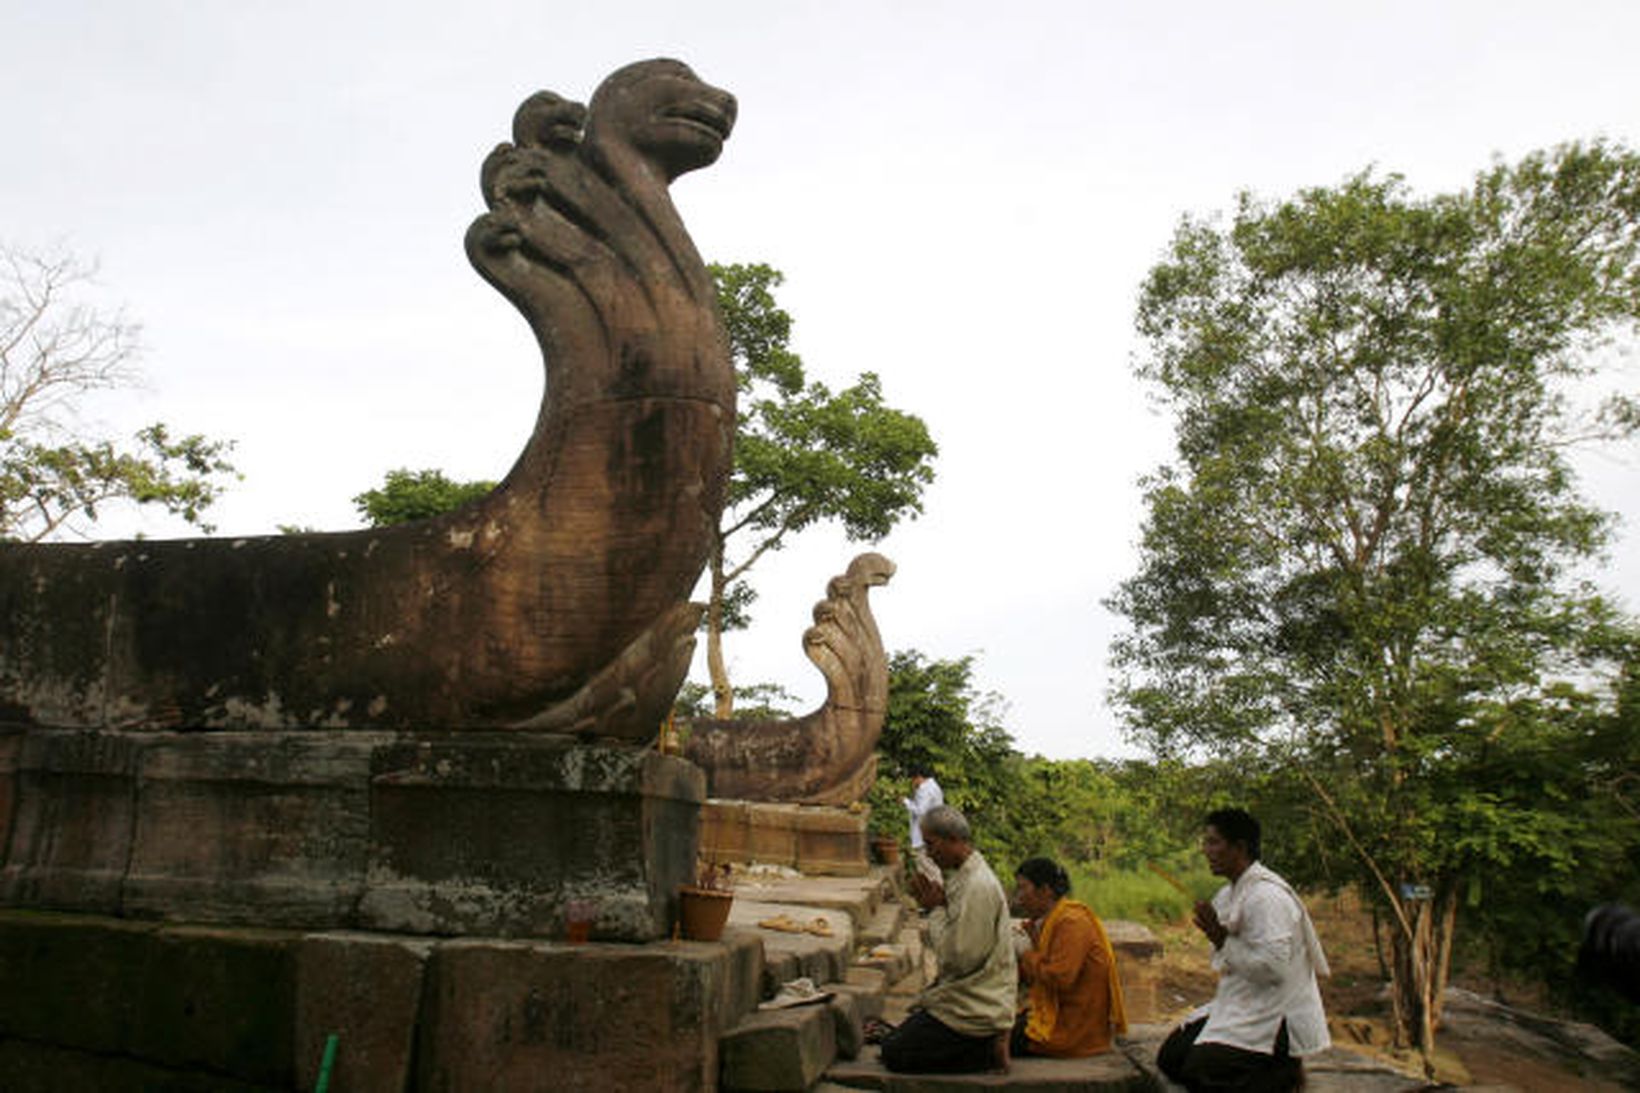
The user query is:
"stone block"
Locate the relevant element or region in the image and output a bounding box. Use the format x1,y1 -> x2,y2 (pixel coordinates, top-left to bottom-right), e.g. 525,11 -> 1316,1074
829,979 -> 885,1023
716,927 -> 767,1021
294,931 -> 432,1093
825,1050 -> 1153,1090
0,911 -> 299,1086
846,964 -> 889,992
700,800 -> 871,875
0,910 -> 161,1055
0,729 -> 140,912
0,727 -> 20,871
130,924 -> 299,1085
416,936 -> 733,1091
734,872 -> 882,927
0,1039 -> 283,1093
362,734 -> 703,940
1104,920 -> 1162,1024
827,987 -> 866,1060
720,1004 -> 837,1091
794,806 -> 869,876
701,799 -> 799,865
123,732 -> 383,927
860,898 -> 905,947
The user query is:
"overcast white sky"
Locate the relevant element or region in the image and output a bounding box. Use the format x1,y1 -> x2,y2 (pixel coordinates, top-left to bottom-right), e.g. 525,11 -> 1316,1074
5,1 -> 1639,759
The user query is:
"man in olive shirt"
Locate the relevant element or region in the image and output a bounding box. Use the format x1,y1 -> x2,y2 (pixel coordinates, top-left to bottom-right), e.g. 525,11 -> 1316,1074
881,805 -> 1017,1073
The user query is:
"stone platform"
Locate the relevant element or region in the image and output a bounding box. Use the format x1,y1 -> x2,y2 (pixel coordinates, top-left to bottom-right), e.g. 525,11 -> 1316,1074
0,909 -> 764,1092
0,726 -> 703,941
700,798 -> 870,875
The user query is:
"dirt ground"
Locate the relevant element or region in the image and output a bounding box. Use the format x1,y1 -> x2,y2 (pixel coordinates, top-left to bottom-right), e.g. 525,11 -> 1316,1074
1143,891 -> 1636,1090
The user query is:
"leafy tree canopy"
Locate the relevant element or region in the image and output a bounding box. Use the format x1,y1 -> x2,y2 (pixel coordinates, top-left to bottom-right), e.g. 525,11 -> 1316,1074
705,263 -> 938,716
353,468 -> 495,527
1108,140 -> 1640,1053
1,244 -> 237,541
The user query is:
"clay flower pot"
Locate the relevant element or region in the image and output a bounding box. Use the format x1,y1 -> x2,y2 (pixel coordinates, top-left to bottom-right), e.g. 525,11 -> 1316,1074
678,885 -> 734,941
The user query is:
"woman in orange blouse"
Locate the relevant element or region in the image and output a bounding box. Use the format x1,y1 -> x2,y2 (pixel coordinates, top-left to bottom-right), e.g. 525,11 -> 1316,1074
1011,857 -> 1128,1058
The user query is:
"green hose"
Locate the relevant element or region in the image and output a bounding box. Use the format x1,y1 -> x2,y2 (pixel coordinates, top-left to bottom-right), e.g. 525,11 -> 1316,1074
314,1033 -> 339,1093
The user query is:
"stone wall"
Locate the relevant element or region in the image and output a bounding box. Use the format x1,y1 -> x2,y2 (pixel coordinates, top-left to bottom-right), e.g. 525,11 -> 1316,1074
0,910 -> 765,1092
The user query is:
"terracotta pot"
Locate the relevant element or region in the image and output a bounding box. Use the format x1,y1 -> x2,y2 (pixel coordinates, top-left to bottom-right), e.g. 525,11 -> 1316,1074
678,885 -> 734,941
871,837 -> 901,865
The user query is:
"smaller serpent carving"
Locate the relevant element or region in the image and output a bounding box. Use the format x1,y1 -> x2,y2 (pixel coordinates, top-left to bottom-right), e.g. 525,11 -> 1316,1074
683,553 -> 894,806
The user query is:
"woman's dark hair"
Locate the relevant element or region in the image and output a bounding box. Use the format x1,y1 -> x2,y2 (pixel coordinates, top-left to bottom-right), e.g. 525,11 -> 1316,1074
1205,807 -> 1261,862
1015,857 -> 1071,897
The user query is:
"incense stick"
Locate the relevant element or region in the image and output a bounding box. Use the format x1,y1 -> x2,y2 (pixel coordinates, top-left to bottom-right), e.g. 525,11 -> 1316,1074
1147,862 -> 1194,899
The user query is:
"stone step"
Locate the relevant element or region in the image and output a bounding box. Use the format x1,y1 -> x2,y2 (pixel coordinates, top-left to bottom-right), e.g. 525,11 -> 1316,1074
822,1050 -> 1151,1091
731,872 -> 888,931
1118,1024 -> 1424,1093
825,1025 -> 1425,1092
859,898 -> 906,948
720,1001 -> 838,1092
729,900 -> 856,997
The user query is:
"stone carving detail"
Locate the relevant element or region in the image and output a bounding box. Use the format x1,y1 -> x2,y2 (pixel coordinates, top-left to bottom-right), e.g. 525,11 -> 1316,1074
683,553 -> 894,805
0,60 -> 737,740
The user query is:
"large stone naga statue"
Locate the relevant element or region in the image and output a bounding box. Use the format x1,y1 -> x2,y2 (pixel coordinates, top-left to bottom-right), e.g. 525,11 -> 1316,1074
0,60 -> 737,740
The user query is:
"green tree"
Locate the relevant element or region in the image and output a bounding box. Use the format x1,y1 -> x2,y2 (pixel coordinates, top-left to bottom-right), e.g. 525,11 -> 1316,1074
706,263 -> 938,717
866,650 -> 1040,863
1,244 -> 236,540
1108,142 -> 1640,1057
353,468 -> 495,527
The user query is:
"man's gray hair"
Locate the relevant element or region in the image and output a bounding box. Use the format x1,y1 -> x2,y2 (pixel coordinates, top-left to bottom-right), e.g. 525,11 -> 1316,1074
921,804 -> 971,842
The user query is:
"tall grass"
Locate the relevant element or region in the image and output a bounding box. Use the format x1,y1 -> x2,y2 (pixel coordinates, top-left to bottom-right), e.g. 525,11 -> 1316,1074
1065,862 -> 1220,925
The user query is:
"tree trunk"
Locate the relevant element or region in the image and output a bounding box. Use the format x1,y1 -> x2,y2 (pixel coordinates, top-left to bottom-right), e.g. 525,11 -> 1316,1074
1386,881 -> 1460,1067
706,545 -> 734,718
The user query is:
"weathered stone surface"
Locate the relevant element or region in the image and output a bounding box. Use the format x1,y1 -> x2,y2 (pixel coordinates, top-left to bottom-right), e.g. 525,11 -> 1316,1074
685,554 -> 895,804
825,1049 -> 1151,1090
294,932 -> 432,1093
1102,919 -> 1161,1022
416,937 -> 734,1091
0,727 -> 19,873
134,924 -> 298,1083
845,965 -> 890,993
0,911 -> 163,1055
721,1004 -> 838,1091
860,897 -> 906,947
2,729 -> 702,939
732,898 -> 854,988
0,911 -> 298,1086
0,729 -> 140,912
734,871 -> 885,928
0,908 -> 770,1092
0,1040 -> 284,1093
361,735 -> 703,940
0,59 -> 737,739
828,987 -> 866,1060
717,927 -> 768,1022
1103,918 -> 1162,959
123,731 -> 382,926
701,799 -> 871,875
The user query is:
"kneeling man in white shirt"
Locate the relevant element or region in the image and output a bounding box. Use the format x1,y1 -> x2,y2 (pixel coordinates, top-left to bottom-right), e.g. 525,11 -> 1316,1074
1158,807 -> 1329,1092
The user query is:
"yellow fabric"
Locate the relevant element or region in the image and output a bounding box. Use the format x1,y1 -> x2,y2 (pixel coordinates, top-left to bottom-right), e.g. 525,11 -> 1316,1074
1020,898 -> 1127,1057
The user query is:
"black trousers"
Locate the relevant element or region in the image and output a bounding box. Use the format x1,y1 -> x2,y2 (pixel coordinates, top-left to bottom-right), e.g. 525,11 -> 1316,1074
879,1009 -> 999,1073
1157,1016 -> 1304,1092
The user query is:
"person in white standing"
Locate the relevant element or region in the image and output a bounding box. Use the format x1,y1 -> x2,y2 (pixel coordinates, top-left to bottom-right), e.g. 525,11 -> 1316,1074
1157,807 -> 1329,1092
904,764 -> 944,883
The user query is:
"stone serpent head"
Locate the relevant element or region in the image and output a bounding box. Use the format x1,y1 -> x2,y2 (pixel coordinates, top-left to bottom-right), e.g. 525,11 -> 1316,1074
584,59 -> 737,182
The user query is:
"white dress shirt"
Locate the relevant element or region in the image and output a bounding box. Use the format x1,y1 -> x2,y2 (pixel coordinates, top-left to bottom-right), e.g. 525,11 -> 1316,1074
1196,861 -> 1330,1057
